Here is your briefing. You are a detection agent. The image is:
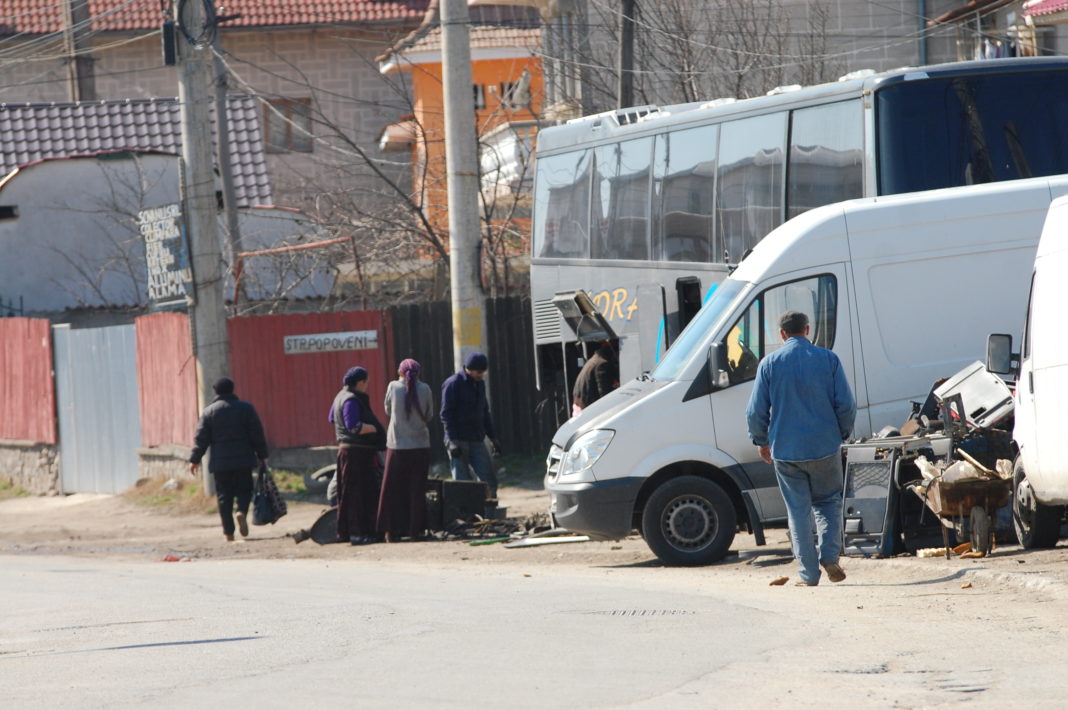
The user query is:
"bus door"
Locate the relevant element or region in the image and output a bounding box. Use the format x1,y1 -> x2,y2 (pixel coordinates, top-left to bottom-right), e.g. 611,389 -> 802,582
635,282 -> 668,378
551,290 -> 619,403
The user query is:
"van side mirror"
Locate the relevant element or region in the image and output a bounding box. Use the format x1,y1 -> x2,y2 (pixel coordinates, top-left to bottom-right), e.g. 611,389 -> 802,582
708,342 -> 731,390
985,333 -> 1016,375
683,342 -> 733,402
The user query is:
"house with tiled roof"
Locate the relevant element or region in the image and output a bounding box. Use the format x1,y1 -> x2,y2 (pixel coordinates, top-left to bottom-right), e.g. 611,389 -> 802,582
0,96 -> 272,206
0,0 -> 430,210
0,95 -> 334,314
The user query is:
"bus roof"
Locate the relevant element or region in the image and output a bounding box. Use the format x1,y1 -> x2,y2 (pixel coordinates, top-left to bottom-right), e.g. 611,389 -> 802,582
534,57 -> 1068,155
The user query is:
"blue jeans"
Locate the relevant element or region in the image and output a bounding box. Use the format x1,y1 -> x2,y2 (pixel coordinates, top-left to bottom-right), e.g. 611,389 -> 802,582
447,439 -> 497,499
774,453 -> 844,585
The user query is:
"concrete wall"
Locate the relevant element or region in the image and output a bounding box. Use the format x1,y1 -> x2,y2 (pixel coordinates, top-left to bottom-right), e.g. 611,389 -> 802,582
0,442 -> 60,495
0,154 -> 331,314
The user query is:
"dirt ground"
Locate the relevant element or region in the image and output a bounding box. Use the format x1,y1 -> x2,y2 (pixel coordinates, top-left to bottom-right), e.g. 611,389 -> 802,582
11,478 -> 1068,593
0,482 -> 699,569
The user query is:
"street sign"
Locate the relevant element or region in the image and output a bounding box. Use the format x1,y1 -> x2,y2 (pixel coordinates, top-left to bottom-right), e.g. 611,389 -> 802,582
138,202 -> 194,310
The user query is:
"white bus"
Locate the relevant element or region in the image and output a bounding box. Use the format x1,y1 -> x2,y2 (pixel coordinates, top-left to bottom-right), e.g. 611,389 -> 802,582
531,57 -> 1068,422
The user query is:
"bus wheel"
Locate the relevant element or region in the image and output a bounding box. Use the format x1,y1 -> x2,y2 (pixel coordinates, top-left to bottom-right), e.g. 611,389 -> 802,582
641,476 -> 737,566
1013,457 -> 1062,549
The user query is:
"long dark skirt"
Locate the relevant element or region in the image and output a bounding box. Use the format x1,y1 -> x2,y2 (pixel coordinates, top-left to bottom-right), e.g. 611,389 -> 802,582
336,446 -> 379,541
376,447 -> 430,538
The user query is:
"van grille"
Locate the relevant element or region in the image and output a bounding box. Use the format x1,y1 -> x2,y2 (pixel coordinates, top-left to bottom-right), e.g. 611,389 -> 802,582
546,448 -> 563,483
534,299 -> 562,342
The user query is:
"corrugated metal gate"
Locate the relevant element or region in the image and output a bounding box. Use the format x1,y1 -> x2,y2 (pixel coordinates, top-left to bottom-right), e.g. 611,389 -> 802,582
53,324 -> 143,493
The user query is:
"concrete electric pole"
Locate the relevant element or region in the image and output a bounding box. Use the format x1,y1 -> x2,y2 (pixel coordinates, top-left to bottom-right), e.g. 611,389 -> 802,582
62,0 -> 96,101
176,0 -> 229,488
440,0 -> 487,370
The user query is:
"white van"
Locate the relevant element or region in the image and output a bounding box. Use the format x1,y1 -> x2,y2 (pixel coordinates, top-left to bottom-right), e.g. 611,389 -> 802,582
987,194 -> 1068,548
546,176 -> 1068,565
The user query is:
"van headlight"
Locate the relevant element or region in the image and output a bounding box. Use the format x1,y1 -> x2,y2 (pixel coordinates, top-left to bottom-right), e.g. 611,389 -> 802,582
558,430 -> 614,482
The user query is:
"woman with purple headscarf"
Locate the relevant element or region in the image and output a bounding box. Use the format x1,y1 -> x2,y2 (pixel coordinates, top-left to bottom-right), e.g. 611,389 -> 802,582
329,366 -> 386,544
376,358 -> 434,541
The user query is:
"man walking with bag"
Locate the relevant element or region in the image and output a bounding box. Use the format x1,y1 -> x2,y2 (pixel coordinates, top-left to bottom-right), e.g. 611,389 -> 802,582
746,311 -> 856,586
189,377 -> 269,542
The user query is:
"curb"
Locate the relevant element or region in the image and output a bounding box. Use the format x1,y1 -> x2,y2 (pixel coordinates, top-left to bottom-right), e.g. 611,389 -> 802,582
869,553 -> 1068,600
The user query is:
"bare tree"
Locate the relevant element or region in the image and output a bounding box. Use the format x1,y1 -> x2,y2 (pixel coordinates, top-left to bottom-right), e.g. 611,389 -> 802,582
219,41 -> 541,309
568,0 -> 840,110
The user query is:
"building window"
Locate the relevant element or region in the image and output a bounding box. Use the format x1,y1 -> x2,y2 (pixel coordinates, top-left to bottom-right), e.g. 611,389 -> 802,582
498,82 -> 517,109
473,85 -> 486,110
264,98 -> 313,153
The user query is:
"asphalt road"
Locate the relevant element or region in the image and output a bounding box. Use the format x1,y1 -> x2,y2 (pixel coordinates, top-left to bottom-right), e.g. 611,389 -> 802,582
4,553 -> 1068,709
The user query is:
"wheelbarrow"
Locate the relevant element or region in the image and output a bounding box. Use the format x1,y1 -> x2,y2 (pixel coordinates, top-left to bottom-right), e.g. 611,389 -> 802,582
916,475 -> 1011,558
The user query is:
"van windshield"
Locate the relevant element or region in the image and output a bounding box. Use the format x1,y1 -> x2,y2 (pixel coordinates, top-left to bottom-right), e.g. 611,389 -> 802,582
652,279 -> 749,381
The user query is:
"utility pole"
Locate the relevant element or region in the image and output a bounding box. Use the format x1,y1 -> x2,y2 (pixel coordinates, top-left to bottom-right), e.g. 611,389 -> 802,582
616,0 -> 636,109
62,0 -> 96,101
440,0 -> 487,370
213,39 -> 242,301
176,0 -> 228,490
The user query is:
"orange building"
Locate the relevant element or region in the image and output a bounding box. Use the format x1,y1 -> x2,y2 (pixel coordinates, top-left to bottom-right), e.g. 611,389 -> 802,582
377,4 -> 543,239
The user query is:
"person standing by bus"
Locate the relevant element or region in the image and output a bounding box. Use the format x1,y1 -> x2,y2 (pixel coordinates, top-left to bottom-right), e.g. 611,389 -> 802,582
330,366 -> 386,545
745,311 -> 856,586
377,358 -> 434,542
189,377 -> 268,542
441,352 -> 501,500
572,341 -> 619,416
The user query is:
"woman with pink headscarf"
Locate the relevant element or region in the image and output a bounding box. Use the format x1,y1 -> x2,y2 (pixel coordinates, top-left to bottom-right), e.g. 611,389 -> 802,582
376,358 -> 434,541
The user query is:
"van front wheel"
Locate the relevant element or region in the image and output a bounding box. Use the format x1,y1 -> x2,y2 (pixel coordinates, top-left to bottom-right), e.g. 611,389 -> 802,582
641,476 -> 737,566
1013,457 -> 1062,549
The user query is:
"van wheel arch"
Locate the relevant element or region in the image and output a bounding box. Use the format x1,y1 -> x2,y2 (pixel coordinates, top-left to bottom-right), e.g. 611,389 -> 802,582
632,462 -> 749,535
1013,456 -> 1063,549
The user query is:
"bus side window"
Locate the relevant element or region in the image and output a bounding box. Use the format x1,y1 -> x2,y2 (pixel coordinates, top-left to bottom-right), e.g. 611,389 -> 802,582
716,112 -> 787,264
787,100 -> 864,220
592,138 -> 653,261
652,125 -> 717,263
534,149 -> 592,258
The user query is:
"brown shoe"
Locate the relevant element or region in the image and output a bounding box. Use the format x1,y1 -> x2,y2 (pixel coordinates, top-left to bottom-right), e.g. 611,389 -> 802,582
821,561 -> 846,583
224,534 -> 235,542
236,512 -> 249,537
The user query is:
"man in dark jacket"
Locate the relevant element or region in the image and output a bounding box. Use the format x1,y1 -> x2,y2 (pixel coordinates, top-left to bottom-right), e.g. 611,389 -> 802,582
189,377 -> 269,542
572,341 -> 619,416
440,352 -> 500,499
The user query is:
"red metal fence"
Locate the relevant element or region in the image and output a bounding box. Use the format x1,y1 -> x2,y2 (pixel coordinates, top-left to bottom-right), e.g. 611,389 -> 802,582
0,318 -> 55,443
4,300 -> 551,457
229,311 -> 394,449
135,312 -> 199,448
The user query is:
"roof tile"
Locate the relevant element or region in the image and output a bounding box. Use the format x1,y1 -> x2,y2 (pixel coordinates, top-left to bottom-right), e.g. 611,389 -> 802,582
0,0 -> 428,35
0,95 -> 272,207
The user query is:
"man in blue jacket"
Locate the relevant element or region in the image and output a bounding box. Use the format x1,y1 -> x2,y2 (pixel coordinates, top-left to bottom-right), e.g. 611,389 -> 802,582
189,377 -> 269,542
441,352 -> 501,499
746,311 -> 856,586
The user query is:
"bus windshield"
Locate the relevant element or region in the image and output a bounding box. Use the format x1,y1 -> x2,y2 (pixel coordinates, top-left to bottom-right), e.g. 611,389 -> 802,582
652,279 -> 749,381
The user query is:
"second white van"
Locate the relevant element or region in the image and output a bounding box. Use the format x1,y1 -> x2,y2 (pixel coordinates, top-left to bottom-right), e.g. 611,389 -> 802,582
988,194 -> 1068,548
